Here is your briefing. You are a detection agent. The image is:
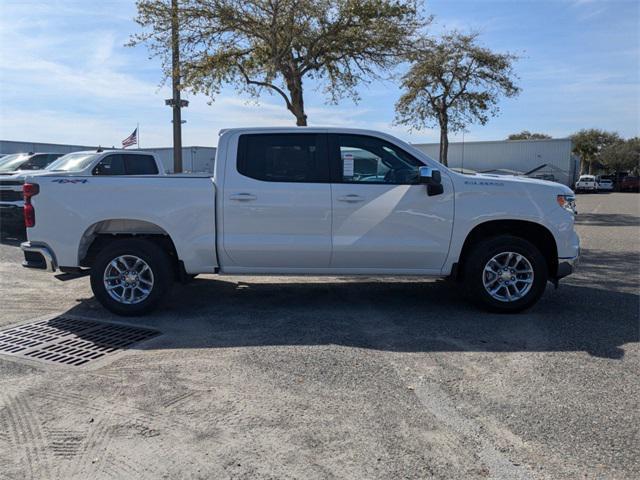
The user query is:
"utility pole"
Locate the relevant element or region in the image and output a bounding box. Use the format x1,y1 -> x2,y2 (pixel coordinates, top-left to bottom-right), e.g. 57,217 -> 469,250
165,0 -> 188,173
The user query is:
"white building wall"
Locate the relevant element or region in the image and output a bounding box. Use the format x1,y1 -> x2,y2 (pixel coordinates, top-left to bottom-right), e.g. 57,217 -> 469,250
0,140 -> 95,155
3,138 -> 577,184
147,147 -> 217,173
413,138 -> 579,186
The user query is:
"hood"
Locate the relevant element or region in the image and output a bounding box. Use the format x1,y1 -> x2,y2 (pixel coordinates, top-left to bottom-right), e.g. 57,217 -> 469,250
462,172 -> 574,194
0,170 -> 45,180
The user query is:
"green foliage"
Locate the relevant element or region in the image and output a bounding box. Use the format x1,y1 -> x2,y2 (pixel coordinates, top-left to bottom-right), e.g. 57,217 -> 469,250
507,131 -> 551,140
600,137 -> 640,174
394,31 -> 519,165
131,0 -> 427,125
570,129 -> 621,174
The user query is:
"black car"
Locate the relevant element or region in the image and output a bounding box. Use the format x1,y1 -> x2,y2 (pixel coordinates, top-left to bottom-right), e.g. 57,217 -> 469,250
0,152 -> 65,234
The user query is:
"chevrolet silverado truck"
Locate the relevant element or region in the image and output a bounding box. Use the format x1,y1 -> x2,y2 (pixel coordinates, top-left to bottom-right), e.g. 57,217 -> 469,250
20,128 -> 580,315
1,149 -> 163,232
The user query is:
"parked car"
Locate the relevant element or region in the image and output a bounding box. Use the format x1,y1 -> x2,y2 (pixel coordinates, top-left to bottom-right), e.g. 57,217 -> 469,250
0,152 -> 64,175
20,128 -> 580,315
619,176 -> 640,192
597,178 -> 614,191
0,150 -> 164,233
575,175 -> 598,192
0,153 -> 62,233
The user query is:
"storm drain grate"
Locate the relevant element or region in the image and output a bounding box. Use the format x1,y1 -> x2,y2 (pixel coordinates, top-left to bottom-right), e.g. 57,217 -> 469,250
0,317 -> 160,366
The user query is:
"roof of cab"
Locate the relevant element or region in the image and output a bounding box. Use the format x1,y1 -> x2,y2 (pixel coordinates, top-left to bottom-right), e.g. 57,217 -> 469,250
62,149 -> 155,155
219,126 -> 386,135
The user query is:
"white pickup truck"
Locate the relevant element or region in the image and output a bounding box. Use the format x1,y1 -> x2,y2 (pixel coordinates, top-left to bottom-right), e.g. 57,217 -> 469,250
20,128 -> 579,316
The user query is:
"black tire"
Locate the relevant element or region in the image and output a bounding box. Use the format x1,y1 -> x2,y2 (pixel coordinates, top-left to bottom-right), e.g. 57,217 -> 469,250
463,235 -> 548,313
90,238 -> 173,316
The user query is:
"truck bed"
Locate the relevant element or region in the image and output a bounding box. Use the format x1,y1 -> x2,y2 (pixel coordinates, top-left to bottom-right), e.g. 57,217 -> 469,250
25,175 -> 218,273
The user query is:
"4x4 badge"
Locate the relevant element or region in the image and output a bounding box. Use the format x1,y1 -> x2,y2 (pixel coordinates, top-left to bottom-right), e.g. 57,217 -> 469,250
51,179 -> 88,184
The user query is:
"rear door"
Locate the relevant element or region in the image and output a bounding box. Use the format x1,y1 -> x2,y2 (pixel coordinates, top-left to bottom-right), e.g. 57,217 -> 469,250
222,133 -> 332,269
329,133 -> 454,271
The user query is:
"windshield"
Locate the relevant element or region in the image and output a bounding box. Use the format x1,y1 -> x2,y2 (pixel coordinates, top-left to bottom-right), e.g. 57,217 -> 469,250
46,153 -> 100,172
0,154 -> 30,172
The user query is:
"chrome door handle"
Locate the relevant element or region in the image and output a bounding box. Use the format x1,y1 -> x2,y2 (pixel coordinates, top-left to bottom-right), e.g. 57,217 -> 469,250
337,194 -> 364,203
229,193 -> 257,201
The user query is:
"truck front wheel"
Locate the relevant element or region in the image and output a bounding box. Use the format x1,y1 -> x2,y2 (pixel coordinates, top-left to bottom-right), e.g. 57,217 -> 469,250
90,238 -> 173,316
463,235 -> 548,313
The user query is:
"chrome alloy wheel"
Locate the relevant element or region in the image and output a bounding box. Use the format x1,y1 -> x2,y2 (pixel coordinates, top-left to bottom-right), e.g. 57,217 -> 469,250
482,252 -> 534,303
103,255 -> 154,305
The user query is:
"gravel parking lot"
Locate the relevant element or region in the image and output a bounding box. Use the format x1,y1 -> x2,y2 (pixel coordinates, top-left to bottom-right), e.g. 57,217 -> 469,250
0,192 -> 638,479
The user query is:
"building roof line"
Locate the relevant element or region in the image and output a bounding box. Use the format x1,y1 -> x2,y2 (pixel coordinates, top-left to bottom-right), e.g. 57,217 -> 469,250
1,140 -> 216,150
413,138 -> 572,147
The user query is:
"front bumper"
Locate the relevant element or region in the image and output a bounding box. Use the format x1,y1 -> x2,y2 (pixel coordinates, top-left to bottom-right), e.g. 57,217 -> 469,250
556,252 -> 579,279
21,242 -> 57,272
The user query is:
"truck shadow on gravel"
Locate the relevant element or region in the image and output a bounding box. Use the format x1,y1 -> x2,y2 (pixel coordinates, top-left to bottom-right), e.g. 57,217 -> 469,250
61,262 -> 638,361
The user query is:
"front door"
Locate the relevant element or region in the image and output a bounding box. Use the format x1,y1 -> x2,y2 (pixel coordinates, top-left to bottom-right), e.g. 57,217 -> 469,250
329,134 -> 454,272
222,132 -> 332,269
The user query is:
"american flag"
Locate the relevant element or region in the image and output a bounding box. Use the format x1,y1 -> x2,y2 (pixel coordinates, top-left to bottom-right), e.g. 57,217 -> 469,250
122,128 -> 138,148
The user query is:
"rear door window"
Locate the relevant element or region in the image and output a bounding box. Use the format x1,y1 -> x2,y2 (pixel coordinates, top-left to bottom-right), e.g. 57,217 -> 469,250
237,133 -> 329,182
124,154 -> 159,175
92,154 -> 158,175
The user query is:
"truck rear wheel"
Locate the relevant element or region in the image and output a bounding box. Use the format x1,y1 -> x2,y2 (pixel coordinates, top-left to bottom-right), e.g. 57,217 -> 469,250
463,235 -> 548,313
90,238 -> 173,316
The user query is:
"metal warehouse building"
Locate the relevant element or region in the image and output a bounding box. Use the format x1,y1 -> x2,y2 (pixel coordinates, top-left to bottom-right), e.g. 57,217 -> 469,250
413,138 -> 580,187
0,140 -> 216,174
3,137 -> 579,186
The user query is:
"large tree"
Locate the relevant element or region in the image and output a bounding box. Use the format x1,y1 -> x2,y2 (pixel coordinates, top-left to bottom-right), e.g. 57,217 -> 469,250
600,138 -> 640,185
570,129 -> 621,174
131,0 -> 426,126
507,131 -> 551,140
394,32 -> 519,166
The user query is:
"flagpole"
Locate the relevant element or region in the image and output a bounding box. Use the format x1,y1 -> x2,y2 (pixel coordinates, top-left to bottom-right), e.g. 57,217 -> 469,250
137,122 -> 140,149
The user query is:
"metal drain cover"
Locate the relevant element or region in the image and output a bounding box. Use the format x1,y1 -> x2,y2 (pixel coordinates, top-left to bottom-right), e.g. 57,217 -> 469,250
0,316 -> 160,366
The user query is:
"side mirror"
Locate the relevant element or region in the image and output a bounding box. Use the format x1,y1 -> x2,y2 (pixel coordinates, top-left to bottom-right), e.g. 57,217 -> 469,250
419,166 -> 444,196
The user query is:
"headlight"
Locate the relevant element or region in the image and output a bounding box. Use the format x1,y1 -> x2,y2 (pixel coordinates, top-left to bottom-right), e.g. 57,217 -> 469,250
557,194 -> 577,214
